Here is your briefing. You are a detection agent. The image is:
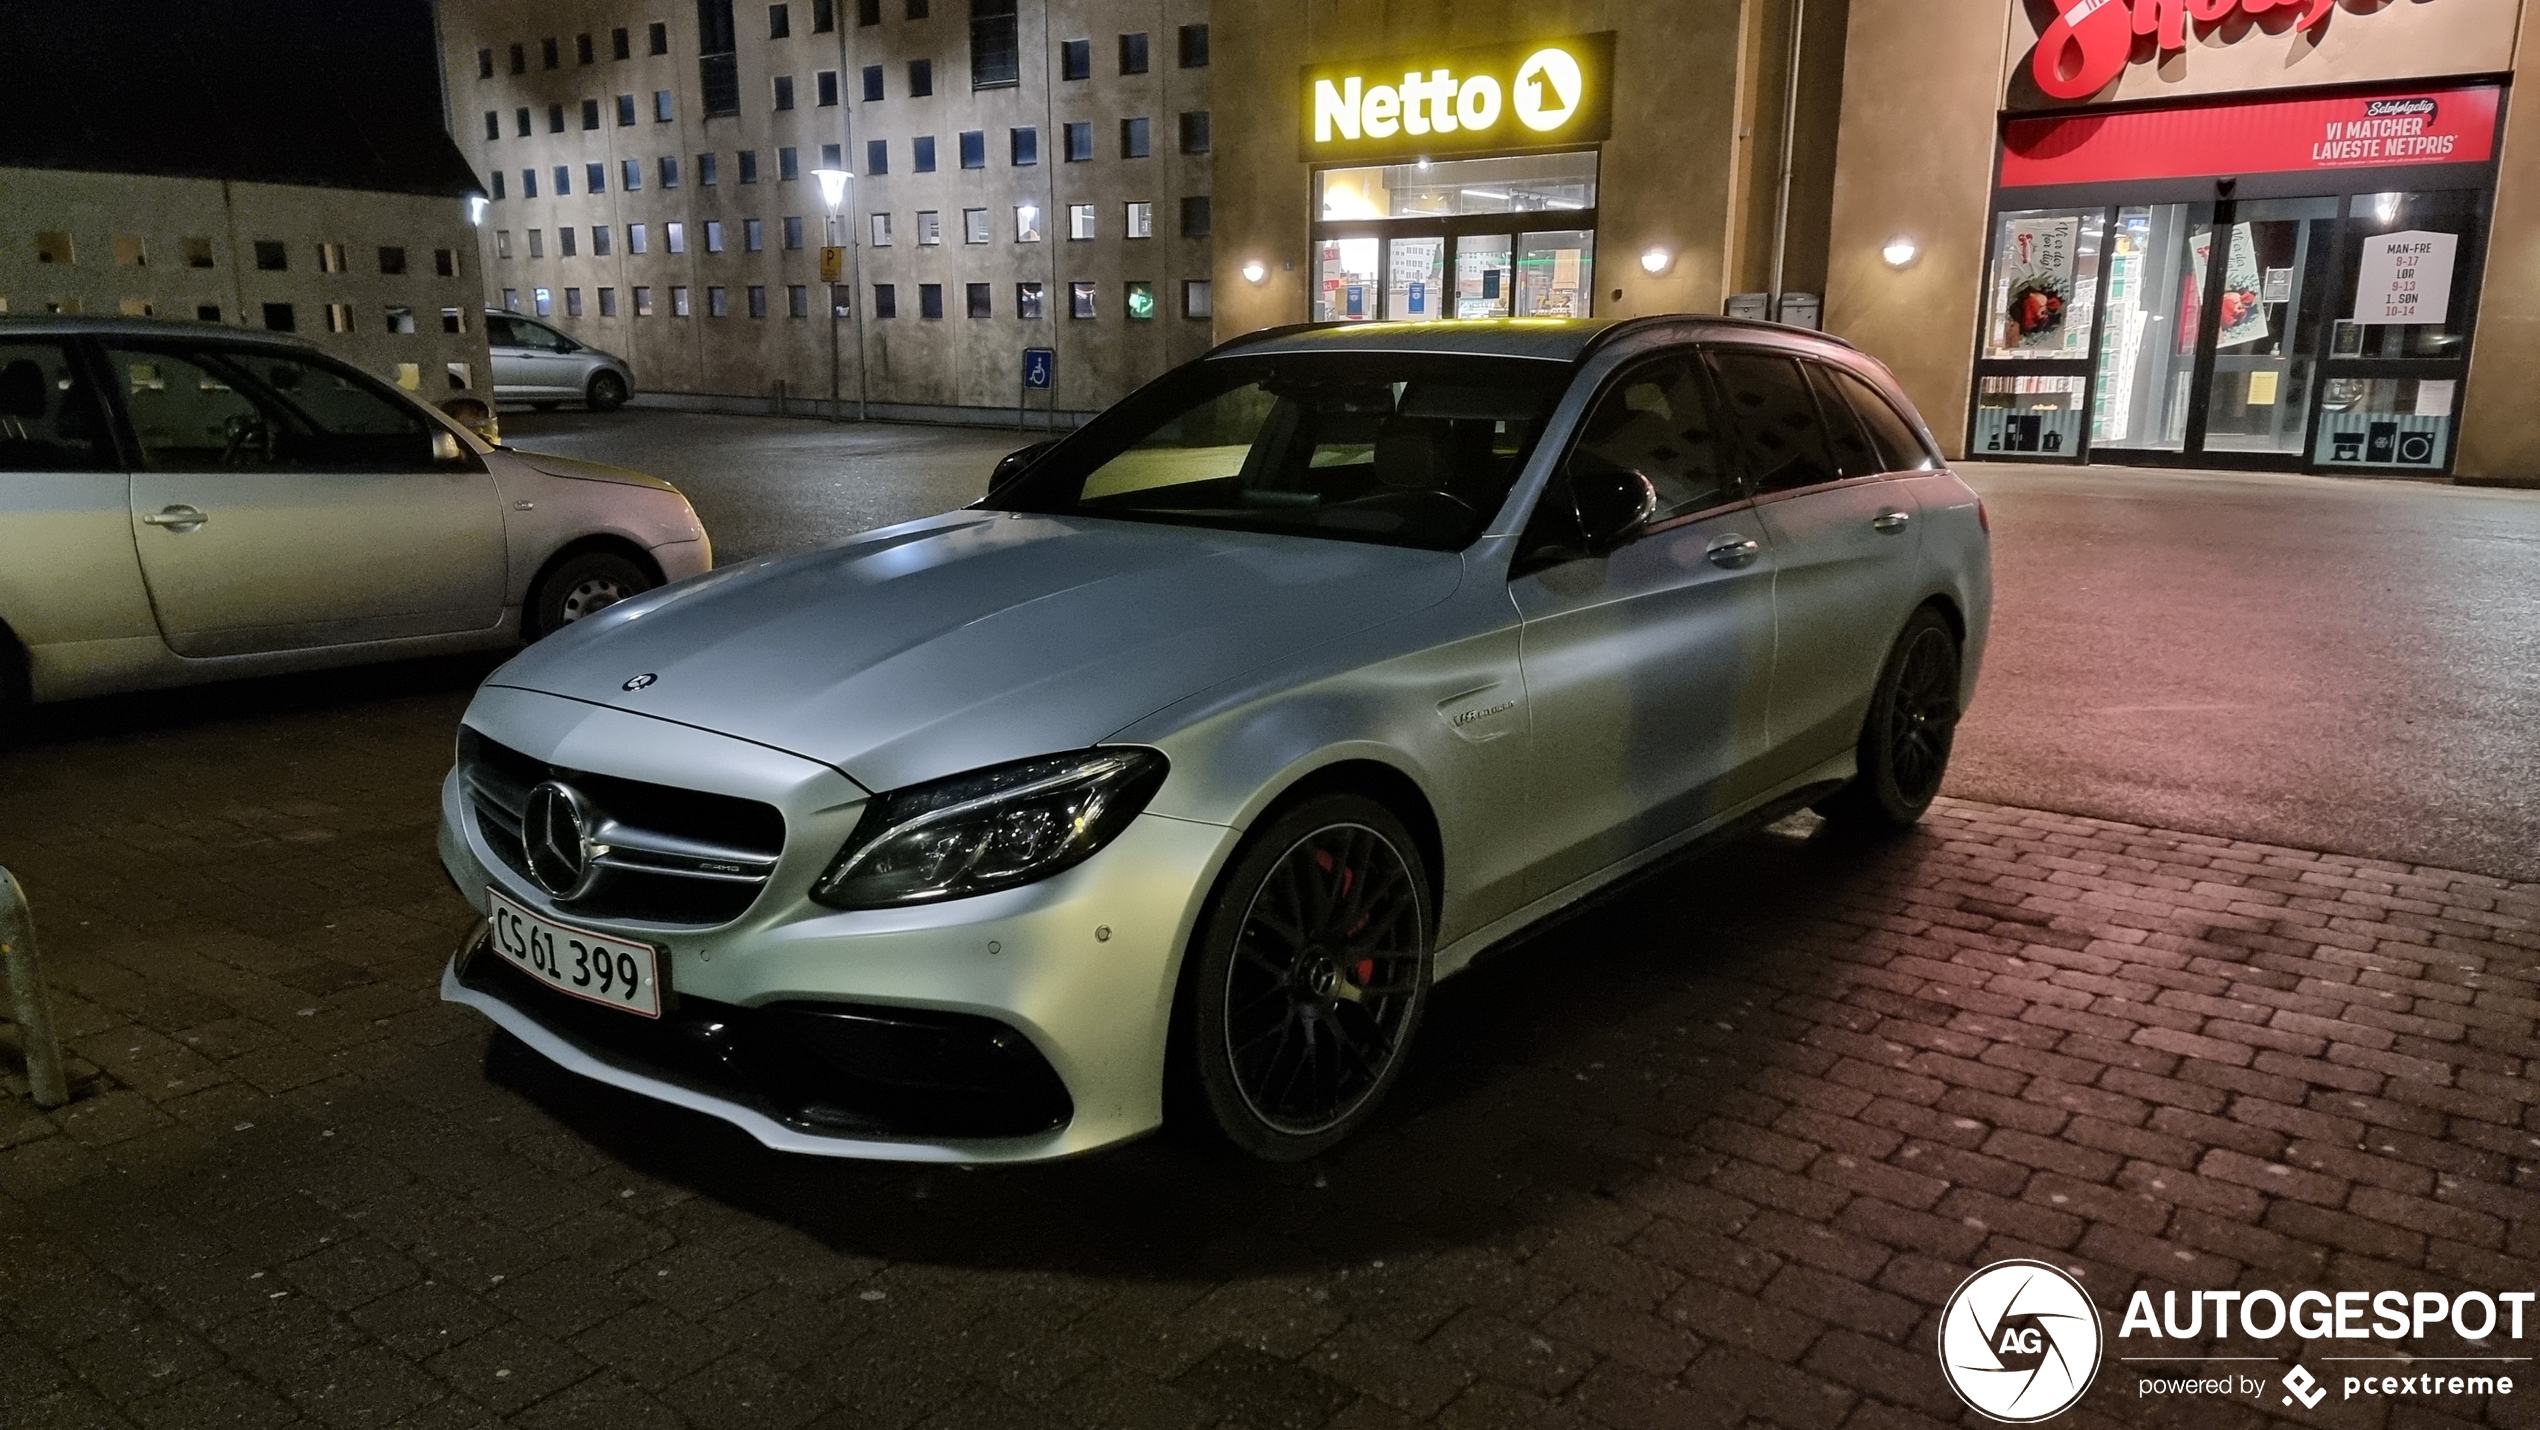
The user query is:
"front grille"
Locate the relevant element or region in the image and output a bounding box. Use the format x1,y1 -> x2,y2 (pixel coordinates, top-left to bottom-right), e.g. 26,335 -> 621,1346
460,728 -> 786,926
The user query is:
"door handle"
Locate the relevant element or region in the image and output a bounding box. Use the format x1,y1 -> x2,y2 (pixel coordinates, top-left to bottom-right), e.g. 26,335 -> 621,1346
1871,510 -> 1912,533
142,505 -> 208,530
1706,535 -> 1761,568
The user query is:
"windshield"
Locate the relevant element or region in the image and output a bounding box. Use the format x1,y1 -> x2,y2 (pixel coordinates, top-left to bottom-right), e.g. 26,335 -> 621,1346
989,352 -> 1571,550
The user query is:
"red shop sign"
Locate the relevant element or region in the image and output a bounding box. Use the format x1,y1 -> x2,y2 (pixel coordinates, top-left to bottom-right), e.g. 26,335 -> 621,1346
2034,0 -> 2355,101
2000,85 -> 2501,188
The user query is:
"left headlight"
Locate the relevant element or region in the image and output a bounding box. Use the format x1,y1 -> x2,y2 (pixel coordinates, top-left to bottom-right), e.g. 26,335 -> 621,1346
810,748 -> 1169,910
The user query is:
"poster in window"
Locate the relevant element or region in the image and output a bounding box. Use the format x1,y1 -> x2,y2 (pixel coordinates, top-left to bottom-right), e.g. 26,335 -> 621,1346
1994,216 -> 2078,353
2216,222 -> 2269,349
2354,231 -> 2457,325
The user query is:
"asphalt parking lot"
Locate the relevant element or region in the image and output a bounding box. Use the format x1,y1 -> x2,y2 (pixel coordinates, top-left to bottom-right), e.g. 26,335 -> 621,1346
1,412 -> 2536,1430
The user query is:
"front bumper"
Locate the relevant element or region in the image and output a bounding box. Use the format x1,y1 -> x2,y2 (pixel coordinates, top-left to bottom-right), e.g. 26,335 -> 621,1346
437,687 -> 1235,1162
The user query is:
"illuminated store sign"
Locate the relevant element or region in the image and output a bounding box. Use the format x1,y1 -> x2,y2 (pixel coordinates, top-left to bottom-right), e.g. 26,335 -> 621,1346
2030,0 -> 2414,101
1300,33 -> 1615,162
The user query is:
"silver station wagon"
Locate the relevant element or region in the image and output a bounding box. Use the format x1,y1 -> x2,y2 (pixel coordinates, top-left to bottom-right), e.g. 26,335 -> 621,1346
0,318 -> 708,738
438,316 -> 1992,1164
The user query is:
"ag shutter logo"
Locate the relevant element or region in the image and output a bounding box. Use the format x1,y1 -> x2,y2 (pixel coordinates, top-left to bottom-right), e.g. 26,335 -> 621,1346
1940,1260 -> 2105,1422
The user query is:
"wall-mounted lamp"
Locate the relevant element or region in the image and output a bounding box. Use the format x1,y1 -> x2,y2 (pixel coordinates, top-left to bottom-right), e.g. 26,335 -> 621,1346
1881,235 -> 1920,269
1241,260 -> 1268,285
467,195 -> 489,227
1638,247 -> 1672,276
811,167 -> 852,211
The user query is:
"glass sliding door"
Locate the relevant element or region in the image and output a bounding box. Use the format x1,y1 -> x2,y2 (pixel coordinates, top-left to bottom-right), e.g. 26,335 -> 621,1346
2202,197 -> 2339,456
1515,230 -> 1595,317
1315,236 -> 1379,323
1455,235 -> 1512,318
1384,236 -> 1446,321
2087,203 -> 2207,453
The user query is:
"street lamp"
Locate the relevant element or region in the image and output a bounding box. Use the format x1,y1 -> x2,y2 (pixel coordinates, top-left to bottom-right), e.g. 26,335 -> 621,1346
811,168 -> 866,421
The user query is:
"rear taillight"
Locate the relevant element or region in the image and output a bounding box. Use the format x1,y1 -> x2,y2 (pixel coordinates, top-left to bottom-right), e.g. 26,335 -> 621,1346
1977,497 -> 1991,535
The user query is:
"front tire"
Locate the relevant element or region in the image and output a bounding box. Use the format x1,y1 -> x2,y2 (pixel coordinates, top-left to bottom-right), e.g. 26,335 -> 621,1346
1820,607 -> 1962,831
586,371 -> 629,412
1182,794 -> 1432,1162
526,551 -> 655,641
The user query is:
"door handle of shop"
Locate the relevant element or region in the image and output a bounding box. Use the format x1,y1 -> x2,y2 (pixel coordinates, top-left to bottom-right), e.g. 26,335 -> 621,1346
1706,536 -> 1761,568
1871,510 -> 1912,533
142,505 -> 208,530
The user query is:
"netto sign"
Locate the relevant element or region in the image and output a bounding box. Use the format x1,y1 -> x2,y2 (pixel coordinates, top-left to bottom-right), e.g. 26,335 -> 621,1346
1300,33 -> 1615,162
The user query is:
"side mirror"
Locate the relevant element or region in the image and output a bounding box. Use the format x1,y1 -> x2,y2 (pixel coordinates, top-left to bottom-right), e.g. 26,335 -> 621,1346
432,429 -> 464,464
1569,466 -> 1660,553
989,439 -> 1058,497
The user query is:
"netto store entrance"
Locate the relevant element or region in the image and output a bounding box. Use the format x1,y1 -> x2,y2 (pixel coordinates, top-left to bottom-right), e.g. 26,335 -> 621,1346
1971,82 -> 2504,475
1311,152 -> 1600,322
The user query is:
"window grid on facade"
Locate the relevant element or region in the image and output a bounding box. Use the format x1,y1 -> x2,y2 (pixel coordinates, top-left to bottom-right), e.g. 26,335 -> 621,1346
748,284 -> 768,316
1118,32 -> 1148,74
966,282 -> 992,318
916,210 -> 941,245
1121,117 -> 1150,159
1060,38 -> 1089,81
914,135 -> 937,171
1125,201 -> 1152,239
1180,195 -> 1210,237
1179,24 -> 1208,67
818,69 -> 839,105
918,282 -> 943,319
1067,204 -> 1095,240
1180,111 -> 1211,154
1017,282 -> 1044,318
1068,280 -> 1095,318
774,75 -> 796,110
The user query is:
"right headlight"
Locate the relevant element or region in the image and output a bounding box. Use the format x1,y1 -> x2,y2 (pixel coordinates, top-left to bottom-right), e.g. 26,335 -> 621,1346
809,748 -> 1169,910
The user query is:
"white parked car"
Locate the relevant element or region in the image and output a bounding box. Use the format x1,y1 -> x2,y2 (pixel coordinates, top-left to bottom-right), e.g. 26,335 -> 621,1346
0,319 -> 709,738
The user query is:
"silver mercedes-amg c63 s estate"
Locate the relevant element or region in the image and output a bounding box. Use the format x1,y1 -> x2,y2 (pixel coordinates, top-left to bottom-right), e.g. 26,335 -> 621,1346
439,315 -> 1992,1163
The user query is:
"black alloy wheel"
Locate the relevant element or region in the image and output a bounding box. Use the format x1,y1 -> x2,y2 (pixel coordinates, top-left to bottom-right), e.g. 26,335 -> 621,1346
1184,793 -> 1431,1160
526,551 -> 655,640
1821,606 -> 1962,831
587,371 -> 630,412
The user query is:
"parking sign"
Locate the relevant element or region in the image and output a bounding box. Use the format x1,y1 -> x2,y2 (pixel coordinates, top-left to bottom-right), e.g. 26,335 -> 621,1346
1022,347 -> 1055,390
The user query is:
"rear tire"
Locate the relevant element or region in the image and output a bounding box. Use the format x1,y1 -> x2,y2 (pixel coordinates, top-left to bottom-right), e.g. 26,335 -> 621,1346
1179,793 -> 1432,1162
526,551 -> 655,641
586,371 -> 629,412
1819,607 -> 1962,832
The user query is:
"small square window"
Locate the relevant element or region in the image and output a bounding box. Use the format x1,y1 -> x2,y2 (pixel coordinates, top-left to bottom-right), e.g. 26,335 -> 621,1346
521,168 -> 539,198
813,0 -> 834,32
600,286 -> 620,316
495,229 -> 513,259
783,215 -> 804,249
740,149 -> 760,183
586,161 -> 606,193
832,283 -> 853,316
773,75 -> 796,109
857,0 -> 879,22
317,242 -> 345,273
543,37 -> 560,68
1068,281 -> 1096,319
516,107 -> 532,136
788,283 -> 809,316
648,21 -> 668,54
870,213 -> 893,246
1010,126 -> 1037,166
918,283 -> 943,320
1064,122 -> 1092,162
769,3 -> 790,38
963,208 -> 989,244
510,43 -> 526,73
532,288 -> 551,317
666,221 -> 687,253
253,240 -> 287,271
380,245 -> 409,274
635,284 -> 655,315
915,210 -> 941,245
873,282 -> 897,318
1067,204 -> 1095,240
958,130 -> 985,169
478,47 -> 494,78
617,93 -> 637,126
817,69 -> 839,105
397,362 -> 422,390
748,284 -> 768,317
443,306 -> 467,332
491,171 -> 506,200
866,138 -> 889,174
821,142 -> 843,168
861,65 -> 882,102
705,220 -> 725,253
582,99 -> 601,129
1179,111 -> 1211,154
36,231 -> 75,265
744,217 -> 763,251
1183,279 -> 1211,318
708,285 -> 728,317
1178,24 -> 1208,68
435,248 -> 459,276
966,282 -> 992,319
567,287 -> 584,317
484,110 -> 501,141
671,285 -> 691,316
578,32 -> 595,63
1180,195 -> 1211,238
1124,202 -> 1152,239
183,237 -> 215,268
560,226 -> 577,256
913,135 -> 937,171
1015,204 -> 1043,242
1125,281 -> 1155,320
554,164 -> 572,195
197,304 -> 221,322
629,223 -> 648,254
661,155 -> 681,188
502,287 -> 520,310
115,298 -> 152,318
446,361 -> 472,391
263,301 -> 296,331
780,146 -> 800,180
1120,116 -> 1150,159
1060,38 -> 1089,81
527,229 -> 545,258
592,225 -> 613,256
1118,32 -> 1148,74
907,59 -> 931,96
624,158 -> 643,190
326,302 -> 353,333
906,0 -> 927,16
612,27 -> 630,59
655,90 -> 675,122
700,152 -> 718,185
1016,281 -> 1044,319
547,102 -> 565,133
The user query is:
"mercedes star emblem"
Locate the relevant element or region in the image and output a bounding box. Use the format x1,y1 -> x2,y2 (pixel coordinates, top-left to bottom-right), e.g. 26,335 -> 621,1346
522,781 -> 609,899
623,673 -> 657,691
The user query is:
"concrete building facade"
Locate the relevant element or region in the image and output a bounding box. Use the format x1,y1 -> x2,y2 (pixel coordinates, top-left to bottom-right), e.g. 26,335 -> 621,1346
437,0 -> 1218,421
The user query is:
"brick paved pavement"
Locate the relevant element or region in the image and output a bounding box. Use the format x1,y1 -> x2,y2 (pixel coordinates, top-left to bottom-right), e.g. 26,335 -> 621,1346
2,670 -> 2539,1430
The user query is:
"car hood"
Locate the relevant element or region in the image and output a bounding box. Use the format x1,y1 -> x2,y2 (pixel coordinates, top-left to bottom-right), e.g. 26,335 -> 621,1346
483,511 -> 1464,790
512,450 -> 681,494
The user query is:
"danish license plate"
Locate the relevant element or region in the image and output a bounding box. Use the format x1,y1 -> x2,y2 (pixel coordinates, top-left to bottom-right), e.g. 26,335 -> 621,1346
486,889 -> 662,1018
